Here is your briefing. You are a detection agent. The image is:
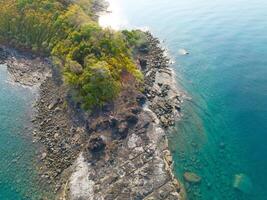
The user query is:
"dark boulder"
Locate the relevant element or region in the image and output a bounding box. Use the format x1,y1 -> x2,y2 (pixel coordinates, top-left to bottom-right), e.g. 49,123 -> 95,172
102,103 -> 113,112
131,107 -> 142,115
139,59 -> 148,70
88,136 -> 106,153
138,43 -> 150,54
126,114 -> 138,125
110,117 -> 119,128
136,94 -> 146,106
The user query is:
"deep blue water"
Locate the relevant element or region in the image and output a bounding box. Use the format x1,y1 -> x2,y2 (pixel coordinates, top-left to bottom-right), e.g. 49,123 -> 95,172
0,65 -> 45,199
103,0 -> 267,199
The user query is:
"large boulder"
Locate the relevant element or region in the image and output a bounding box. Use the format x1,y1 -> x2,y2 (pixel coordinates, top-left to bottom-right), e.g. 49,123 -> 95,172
126,114 -> 139,125
139,59 -> 148,70
136,94 -> 146,106
138,43 -> 150,54
88,136 -> 106,153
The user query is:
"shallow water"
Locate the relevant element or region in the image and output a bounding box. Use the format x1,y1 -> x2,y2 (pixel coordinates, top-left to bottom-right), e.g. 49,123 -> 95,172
0,65 -> 49,199
101,0 -> 267,199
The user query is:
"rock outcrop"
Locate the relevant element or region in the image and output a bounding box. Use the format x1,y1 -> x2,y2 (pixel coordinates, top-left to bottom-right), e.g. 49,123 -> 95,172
1,46 -> 52,87
141,33 -> 184,128
1,31 -> 186,200
58,33 -> 186,200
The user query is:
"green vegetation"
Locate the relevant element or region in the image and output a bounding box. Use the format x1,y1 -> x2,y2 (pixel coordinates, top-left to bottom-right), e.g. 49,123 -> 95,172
0,0 -> 145,108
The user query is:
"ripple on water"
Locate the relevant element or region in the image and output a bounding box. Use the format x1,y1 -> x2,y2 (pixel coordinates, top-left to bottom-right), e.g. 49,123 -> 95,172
0,65 -> 53,199
107,0 -> 267,199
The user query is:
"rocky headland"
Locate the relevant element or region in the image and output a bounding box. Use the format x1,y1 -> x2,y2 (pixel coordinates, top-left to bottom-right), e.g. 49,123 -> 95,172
0,31 -> 186,200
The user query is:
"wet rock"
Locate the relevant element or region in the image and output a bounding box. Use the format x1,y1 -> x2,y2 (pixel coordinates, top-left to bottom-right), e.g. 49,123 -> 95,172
183,172 -> 201,184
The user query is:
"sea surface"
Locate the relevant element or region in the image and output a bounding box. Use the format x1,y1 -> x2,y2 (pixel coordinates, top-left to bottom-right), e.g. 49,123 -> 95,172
100,0 -> 267,199
0,65 -> 49,199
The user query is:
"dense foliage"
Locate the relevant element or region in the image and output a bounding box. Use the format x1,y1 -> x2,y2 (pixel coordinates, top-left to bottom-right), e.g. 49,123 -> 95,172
0,0 -> 143,108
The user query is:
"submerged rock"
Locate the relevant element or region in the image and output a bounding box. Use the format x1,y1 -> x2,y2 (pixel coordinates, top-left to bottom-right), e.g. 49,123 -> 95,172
233,173 -> 252,194
183,172 -> 201,183
178,49 -> 189,56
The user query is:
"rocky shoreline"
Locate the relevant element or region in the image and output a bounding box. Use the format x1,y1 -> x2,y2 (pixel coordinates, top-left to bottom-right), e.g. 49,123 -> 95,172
0,46 -> 52,88
57,32 -> 187,200
0,31 -> 186,199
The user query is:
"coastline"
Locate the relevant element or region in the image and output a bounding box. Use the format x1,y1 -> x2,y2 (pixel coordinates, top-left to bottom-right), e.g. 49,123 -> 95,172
57,32 -> 186,199
0,1 -> 186,199
0,32 -> 186,199
0,46 -> 56,199
139,32 -> 186,199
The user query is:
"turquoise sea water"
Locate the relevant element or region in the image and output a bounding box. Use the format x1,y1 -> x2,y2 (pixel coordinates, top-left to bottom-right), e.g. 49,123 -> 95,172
0,65 -> 45,199
107,0 -> 267,199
